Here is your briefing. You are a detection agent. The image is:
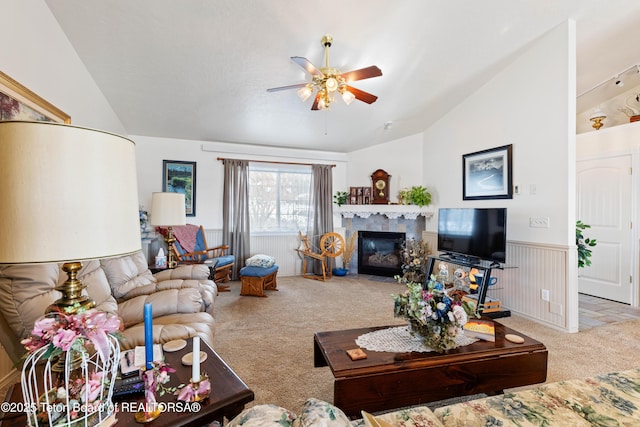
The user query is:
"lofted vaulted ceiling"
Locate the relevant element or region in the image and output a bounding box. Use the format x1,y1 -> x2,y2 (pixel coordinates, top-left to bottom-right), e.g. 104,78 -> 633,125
44,0 -> 640,152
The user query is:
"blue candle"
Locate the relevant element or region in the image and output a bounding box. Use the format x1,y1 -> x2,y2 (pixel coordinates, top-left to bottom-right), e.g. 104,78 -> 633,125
144,303 -> 153,370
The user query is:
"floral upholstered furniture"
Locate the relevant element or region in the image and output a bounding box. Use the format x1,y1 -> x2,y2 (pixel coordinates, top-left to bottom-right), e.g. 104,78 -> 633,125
227,368 -> 640,426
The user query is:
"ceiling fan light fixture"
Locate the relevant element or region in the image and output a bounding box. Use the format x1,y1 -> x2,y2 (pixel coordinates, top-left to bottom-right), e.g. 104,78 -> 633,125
325,77 -> 338,92
341,89 -> 355,105
297,85 -> 313,102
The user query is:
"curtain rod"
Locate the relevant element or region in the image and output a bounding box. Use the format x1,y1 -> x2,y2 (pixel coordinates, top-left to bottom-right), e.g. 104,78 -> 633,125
217,157 -> 335,167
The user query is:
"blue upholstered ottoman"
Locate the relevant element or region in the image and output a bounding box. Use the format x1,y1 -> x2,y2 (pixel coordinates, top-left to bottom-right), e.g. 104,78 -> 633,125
239,265 -> 279,297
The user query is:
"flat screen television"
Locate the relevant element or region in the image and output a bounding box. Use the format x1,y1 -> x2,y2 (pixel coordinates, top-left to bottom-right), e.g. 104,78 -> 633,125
437,207 -> 507,263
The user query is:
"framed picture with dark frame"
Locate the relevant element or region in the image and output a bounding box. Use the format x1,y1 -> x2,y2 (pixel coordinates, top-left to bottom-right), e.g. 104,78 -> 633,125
462,144 -> 513,200
162,160 -> 197,216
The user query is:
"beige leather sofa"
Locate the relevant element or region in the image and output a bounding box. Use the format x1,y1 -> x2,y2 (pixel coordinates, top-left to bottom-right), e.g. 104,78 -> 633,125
0,250 -> 217,364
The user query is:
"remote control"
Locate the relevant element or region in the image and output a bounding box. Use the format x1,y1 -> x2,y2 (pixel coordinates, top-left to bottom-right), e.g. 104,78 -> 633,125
112,375 -> 145,398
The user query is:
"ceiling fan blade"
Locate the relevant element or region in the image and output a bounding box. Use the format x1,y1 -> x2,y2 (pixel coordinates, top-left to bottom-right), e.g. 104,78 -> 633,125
345,86 -> 378,104
340,66 -> 383,83
267,83 -> 308,92
291,56 -> 323,77
311,92 -> 321,110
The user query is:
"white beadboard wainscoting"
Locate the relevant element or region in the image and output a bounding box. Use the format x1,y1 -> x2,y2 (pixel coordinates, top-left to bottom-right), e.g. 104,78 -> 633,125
423,231 -> 572,331
204,229 -> 303,277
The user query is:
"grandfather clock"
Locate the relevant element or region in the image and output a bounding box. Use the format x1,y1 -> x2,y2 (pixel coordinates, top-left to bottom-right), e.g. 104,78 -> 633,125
371,169 -> 390,204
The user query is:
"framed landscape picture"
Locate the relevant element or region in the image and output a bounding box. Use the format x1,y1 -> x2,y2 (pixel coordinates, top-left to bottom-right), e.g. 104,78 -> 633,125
163,160 -> 196,216
462,144 -> 513,200
0,71 -> 70,123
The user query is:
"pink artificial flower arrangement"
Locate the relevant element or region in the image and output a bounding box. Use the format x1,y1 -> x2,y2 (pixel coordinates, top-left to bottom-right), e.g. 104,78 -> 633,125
176,376 -> 211,402
143,361 -> 177,405
21,307 -> 121,362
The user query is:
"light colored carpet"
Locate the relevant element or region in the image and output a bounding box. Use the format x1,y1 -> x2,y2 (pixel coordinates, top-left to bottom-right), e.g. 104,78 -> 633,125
211,274 -> 640,414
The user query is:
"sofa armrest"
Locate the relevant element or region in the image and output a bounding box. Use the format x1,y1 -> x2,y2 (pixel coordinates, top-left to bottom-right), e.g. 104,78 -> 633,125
154,264 -> 210,281
117,288 -> 205,328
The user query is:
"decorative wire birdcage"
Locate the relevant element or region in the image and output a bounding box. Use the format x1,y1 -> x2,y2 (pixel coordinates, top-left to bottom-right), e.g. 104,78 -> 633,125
21,324 -> 120,427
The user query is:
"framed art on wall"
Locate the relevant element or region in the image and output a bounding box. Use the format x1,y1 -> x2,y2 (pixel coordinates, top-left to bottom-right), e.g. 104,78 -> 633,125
163,160 -> 197,216
0,71 -> 71,123
463,144 -> 513,200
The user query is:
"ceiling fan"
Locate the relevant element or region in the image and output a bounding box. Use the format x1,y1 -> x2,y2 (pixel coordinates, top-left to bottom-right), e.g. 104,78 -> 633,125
267,34 -> 383,110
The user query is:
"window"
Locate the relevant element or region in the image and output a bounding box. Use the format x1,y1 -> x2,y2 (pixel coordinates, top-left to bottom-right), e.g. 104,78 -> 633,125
249,163 -> 312,233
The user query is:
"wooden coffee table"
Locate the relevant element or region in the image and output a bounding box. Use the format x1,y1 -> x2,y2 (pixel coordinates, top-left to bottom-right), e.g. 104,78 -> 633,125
0,338 -> 253,427
314,321 -> 548,418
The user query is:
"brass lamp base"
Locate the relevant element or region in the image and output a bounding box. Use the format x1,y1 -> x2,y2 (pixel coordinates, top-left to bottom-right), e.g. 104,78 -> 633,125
46,261 -> 95,314
165,226 -> 178,269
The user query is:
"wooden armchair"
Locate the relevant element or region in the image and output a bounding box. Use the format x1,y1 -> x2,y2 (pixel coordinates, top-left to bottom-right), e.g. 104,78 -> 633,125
168,225 -> 235,288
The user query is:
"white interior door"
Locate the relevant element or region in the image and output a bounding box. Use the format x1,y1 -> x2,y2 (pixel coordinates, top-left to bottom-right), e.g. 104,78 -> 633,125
577,155 -> 632,303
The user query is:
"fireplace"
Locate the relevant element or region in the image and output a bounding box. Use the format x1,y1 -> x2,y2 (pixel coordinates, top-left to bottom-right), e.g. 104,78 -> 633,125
358,231 -> 405,277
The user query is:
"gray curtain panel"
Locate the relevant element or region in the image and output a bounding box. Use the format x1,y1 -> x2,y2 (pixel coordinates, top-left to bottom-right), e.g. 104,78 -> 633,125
222,159 -> 250,280
310,164 -> 334,275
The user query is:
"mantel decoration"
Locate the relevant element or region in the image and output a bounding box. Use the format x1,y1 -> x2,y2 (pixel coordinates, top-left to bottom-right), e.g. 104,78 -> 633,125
393,275 -> 474,353
333,191 -> 348,206
398,186 -> 432,207
21,307 -> 121,427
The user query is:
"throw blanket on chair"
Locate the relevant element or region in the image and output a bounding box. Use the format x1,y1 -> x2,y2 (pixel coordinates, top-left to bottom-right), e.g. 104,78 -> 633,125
172,224 -> 200,253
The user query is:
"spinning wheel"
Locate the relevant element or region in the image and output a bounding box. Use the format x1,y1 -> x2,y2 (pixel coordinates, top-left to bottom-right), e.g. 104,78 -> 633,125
296,231 -> 345,281
320,232 -> 344,258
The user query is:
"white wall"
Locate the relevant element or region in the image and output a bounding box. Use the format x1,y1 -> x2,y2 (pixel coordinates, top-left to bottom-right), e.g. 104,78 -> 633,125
3,0 -> 125,133
347,22 -> 579,331
134,135 -> 349,229
423,22 -> 576,247
346,133 -> 424,204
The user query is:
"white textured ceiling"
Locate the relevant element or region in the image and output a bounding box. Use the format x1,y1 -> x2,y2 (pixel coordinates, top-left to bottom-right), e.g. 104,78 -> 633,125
44,0 -> 640,152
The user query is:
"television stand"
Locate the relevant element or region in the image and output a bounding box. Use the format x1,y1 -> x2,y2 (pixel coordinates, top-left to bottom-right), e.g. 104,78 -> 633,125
426,255 -> 511,318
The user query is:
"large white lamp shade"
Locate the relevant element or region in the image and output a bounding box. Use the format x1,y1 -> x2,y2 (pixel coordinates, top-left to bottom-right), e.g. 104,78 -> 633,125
150,192 -> 187,226
0,121 -> 141,263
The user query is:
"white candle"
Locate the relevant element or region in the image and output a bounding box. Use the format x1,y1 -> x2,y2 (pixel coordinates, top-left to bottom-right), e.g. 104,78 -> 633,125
191,336 -> 200,382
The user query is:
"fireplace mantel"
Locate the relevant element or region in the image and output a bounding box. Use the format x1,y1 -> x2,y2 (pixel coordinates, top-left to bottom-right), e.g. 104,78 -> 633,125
335,205 -> 434,220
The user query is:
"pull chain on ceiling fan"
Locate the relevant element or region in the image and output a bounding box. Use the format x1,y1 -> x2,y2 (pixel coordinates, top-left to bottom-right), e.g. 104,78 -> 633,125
267,34 -> 383,110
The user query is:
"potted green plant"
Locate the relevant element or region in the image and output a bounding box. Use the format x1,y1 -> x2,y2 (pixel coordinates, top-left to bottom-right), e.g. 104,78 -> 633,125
576,220 -> 597,268
407,186 -> 432,207
333,191 -> 348,206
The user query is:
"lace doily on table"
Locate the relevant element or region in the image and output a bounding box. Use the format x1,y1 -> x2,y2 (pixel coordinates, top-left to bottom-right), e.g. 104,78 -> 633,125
355,326 -> 477,353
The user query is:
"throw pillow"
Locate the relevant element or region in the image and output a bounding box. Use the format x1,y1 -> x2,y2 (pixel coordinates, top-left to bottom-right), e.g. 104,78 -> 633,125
293,398 -> 352,427
226,404 -> 297,426
245,254 -> 276,268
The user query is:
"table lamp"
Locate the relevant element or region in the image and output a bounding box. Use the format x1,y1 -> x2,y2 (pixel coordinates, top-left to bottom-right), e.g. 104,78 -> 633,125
0,120 -> 141,427
150,192 -> 186,268
0,120 -> 141,312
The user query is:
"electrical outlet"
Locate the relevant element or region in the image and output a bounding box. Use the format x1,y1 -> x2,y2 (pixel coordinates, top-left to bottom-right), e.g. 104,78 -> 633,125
530,217 -> 550,228
541,289 -> 550,301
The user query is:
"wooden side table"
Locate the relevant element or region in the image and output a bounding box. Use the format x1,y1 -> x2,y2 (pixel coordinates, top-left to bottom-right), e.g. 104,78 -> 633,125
0,339 -> 253,427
